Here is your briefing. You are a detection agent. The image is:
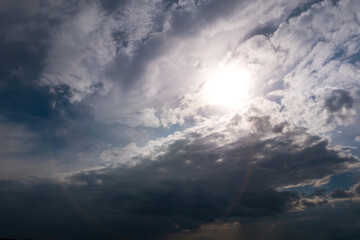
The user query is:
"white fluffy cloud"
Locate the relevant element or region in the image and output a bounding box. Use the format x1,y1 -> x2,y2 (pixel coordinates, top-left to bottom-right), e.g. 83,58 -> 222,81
270,0 -> 360,134
12,0 -> 360,176
38,0 -> 310,126
40,3 -> 117,102
34,0 -> 360,137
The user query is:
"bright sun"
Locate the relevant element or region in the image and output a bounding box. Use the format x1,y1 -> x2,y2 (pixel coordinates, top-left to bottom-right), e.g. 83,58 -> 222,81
202,64 -> 250,108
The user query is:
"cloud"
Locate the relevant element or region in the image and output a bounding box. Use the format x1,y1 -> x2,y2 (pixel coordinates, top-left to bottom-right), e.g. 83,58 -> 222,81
48,112 -> 359,237
330,181 -> 360,199
39,0 -> 180,104
330,188 -> 355,198
0,0 -> 77,43
0,116 -> 39,155
99,105 -> 356,187
325,89 -> 355,123
0,1 -> 80,92
40,2 -> 117,103
0,116 -> 44,178
91,0 -> 360,133
325,90 -> 354,113
1,1 -> 360,239
0,116 -> 357,238
120,108 -> 161,128
165,221 -> 244,240
167,200 -> 360,240
38,0 -> 308,128
259,0 -> 360,135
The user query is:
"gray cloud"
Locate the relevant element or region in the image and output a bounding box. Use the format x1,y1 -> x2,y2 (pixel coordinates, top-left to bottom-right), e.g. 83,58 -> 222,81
168,201 -> 360,240
1,1 -> 360,239
330,188 -> 354,198
0,116 -> 357,238
325,89 -> 354,123
0,116 -> 37,156
330,181 -> 360,198
325,90 -> 354,113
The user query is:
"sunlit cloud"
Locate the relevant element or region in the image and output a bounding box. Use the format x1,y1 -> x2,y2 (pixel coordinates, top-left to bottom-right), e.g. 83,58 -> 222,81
1,0 -> 360,239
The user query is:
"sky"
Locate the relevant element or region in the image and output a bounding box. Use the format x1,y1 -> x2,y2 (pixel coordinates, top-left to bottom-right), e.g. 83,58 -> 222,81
1,0 -> 360,239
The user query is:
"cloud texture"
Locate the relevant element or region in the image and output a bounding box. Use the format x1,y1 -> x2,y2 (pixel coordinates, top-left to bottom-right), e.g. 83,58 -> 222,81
0,0 -> 360,239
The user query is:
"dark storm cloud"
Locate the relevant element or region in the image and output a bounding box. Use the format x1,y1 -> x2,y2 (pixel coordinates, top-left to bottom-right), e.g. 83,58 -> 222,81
224,202 -> 360,240
267,204 -> 360,240
250,136 -> 349,187
0,179 -> 110,240
168,183 -> 360,240
0,175 -> 295,239
0,121 -> 356,239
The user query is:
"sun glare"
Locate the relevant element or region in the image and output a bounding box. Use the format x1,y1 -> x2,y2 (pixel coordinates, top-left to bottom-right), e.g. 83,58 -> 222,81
203,64 -> 250,108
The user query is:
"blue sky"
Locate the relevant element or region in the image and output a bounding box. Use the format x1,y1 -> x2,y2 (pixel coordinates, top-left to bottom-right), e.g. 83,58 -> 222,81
1,0 -> 360,239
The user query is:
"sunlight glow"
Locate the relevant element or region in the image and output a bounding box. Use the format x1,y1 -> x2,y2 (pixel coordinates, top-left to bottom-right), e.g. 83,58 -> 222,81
203,64 -> 250,108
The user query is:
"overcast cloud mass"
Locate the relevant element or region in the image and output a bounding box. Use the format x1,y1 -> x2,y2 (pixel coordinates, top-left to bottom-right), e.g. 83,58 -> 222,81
1,0 -> 360,239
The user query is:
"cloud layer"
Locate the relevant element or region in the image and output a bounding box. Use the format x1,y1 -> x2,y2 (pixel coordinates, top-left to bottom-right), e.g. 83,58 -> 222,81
0,0 -> 360,239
